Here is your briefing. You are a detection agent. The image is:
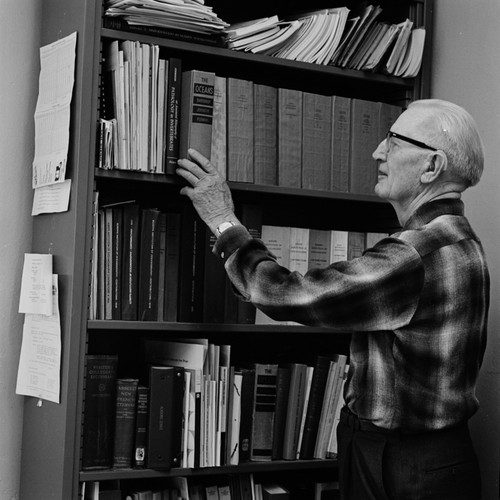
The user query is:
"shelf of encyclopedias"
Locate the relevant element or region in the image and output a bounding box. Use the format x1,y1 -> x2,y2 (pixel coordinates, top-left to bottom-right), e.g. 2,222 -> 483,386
20,0 -> 432,499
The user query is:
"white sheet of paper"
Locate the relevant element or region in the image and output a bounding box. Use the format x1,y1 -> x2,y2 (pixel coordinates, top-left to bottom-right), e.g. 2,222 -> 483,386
32,31 -> 76,188
18,253 -> 53,315
32,179 -> 71,215
16,274 -> 61,404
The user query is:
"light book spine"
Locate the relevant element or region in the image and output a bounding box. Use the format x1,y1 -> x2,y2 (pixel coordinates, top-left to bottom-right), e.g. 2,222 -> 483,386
179,69 -> 215,160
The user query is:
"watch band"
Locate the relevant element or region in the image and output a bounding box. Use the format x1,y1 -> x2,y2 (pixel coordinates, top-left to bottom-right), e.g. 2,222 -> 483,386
216,221 -> 236,236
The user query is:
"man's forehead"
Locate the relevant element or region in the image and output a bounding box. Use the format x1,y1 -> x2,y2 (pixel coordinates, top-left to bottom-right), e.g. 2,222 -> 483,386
392,107 -> 431,135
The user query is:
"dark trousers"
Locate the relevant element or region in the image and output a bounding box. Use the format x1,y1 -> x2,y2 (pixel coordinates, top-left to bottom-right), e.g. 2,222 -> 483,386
337,406 -> 481,500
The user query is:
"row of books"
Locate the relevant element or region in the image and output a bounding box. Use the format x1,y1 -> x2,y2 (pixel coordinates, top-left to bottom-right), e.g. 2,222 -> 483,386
102,3 -> 425,78
99,40 -> 403,195
81,341 -> 349,473
83,475 -> 339,499
89,193 -> 389,323
223,6 -> 425,78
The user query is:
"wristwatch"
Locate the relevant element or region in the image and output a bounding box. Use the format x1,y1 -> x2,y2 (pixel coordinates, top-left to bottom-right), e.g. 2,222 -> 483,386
216,221 -> 236,236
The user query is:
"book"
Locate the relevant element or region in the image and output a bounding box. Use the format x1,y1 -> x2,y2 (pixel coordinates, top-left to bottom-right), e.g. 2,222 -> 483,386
226,367 -> 243,465
138,207 -> 161,320
271,365 -> 292,460
349,98 -> 380,195
102,15 -> 227,48
179,69 -> 215,160
250,363 -> 278,461
211,75 -> 227,178
178,205 -> 206,323
301,92 -> 332,190
133,385 -> 149,468
347,231 -> 366,260
112,378 -> 139,468
202,226 -> 226,323
314,355 -> 347,459
227,77 -> 254,183
331,95 -> 351,193
121,203 -> 140,320
218,484 -> 232,500
314,481 -> 340,500
238,367 -> 256,463
156,212 -> 167,321
206,485 -> 221,500
278,88 -> 303,188
237,204 -> 263,324
111,205 -> 123,319
330,230 -> 348,263
307,229 -> 331,270
296,365 -> 314,458
143,339 -> 205,469
163,211 -> 181,322
81,355 -> 119,470
289,227 -> 310,275
165,57 -> 182,174
299,354 -> 336,459
261,484 -> 290,500
378,101 -> 402,142
254,83 -> 278,186
147,365 -> 185,470
282,362 -> 308,460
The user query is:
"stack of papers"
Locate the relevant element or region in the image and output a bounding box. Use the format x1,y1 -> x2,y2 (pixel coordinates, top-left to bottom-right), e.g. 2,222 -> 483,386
104,0 -> 229,35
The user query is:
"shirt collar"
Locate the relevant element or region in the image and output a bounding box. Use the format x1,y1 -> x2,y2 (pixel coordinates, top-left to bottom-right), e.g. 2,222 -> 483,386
403,198 -> 465,230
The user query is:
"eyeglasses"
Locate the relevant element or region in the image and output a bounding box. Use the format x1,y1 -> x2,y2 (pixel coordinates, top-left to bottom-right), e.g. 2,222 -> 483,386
385,130 -> 438,153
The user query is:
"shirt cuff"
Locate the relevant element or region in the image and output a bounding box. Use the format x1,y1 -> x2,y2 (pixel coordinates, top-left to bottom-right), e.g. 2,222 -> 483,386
213,224 -> 252,261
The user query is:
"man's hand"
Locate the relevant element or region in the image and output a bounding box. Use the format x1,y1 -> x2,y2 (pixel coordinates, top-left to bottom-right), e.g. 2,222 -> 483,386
176,148 -> 240,235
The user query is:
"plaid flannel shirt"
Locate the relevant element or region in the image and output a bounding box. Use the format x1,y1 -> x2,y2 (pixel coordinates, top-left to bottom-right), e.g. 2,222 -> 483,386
214,198 -> 489,430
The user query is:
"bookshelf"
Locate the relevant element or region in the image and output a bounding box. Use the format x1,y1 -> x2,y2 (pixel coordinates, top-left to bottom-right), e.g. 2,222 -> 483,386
20,0 -> 433,498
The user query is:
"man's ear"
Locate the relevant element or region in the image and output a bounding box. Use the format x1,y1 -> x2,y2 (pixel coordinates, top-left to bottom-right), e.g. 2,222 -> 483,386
421,151 -> 448,184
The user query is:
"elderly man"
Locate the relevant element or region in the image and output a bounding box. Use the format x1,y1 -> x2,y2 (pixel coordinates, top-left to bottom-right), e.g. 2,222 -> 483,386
176,99 -> 489,500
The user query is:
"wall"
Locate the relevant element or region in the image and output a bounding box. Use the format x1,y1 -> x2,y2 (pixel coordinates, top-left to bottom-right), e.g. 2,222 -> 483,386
431,1 -> 500,498
0,1 -> 41,499
1,1 -> 499,499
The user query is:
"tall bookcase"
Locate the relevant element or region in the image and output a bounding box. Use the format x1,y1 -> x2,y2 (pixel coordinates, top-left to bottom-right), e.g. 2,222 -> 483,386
20,1 -> 433,498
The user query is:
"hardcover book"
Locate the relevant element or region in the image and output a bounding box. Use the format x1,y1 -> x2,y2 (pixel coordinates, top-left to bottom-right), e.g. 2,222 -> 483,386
179,69 -> 215,160
147,365 -> 185,470
250,363 -> 278,461
165,57 -> 182,174
112,378 -> 139,468
302,92 -> 332,190
81,355 -> 119,470
278,88 -> 303,188
211,75 -> 227,178
227,77 -> 254,183
133,385 -> 149,468
163,211 -> 181,322
331,95 -> 351,193
138,208 -> 161,320
254,83 -> 278,185
271,365 -> 291,460
349,98 -> 380,195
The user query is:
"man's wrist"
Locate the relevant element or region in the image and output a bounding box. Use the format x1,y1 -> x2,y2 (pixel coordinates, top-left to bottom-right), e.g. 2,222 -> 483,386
216,221 -> 237,236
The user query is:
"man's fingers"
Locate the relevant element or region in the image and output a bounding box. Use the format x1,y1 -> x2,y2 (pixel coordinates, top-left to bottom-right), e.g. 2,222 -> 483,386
187,148 -> 217,174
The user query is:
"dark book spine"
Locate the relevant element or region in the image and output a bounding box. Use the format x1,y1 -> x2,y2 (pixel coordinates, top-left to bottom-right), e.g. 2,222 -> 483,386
111,206 -> 123,320
178,206 -> 205,322
138,208 -> 161,321
133,385 -> 149,468
271,366 -> 291,460
121,203 -> 140,320
237,204 -> 263,324
202,227 -> 226,323
112,378 -> 139,468
81,355 -> 119,470
238,367 -> 256,463
164,211 -> 181,322
299,355 -> 332,459
251,364 -> 278,461
147,366 -> 174,470
165,57 -> 182,174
